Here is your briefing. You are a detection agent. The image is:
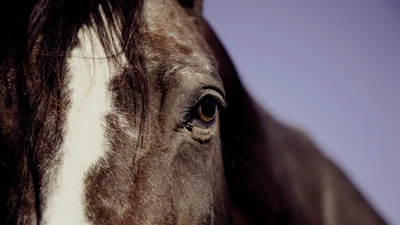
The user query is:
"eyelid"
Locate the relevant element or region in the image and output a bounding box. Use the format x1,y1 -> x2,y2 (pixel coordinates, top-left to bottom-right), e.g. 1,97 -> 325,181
193,89 -> 227,110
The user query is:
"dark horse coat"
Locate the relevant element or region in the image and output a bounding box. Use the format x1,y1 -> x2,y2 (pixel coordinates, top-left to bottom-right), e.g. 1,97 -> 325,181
0,0 -> 388,224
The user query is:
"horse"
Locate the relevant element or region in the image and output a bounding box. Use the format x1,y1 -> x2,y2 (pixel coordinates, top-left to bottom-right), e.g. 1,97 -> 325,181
0,0 -> 388,224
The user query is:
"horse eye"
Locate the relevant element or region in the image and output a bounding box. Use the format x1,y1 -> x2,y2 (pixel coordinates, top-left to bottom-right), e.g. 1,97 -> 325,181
196,97 -> 218,123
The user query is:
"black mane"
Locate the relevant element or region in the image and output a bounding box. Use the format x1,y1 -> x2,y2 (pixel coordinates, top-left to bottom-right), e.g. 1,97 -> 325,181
0,0 -> 146,69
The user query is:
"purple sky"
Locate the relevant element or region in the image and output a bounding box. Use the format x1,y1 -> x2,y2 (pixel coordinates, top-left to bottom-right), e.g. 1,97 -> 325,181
204,1 -> 400,224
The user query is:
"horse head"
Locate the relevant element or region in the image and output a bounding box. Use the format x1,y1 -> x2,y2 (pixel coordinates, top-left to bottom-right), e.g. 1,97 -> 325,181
0,0 -> 388,224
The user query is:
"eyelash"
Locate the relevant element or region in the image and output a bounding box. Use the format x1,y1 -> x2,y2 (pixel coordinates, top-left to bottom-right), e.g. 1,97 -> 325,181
184,93 -> 226,127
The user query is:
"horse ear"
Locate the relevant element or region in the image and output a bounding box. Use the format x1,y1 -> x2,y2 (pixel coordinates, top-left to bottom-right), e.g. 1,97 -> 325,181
201,20 -> 388,225
177,0 -> 203,18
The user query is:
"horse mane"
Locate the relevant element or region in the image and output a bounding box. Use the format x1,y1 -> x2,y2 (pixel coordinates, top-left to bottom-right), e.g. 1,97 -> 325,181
1,0 -> 146,68
0,0 -> 148,223
0,0 -> 148,101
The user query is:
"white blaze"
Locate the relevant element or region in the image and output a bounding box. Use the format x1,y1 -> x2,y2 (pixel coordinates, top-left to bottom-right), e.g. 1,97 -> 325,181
42,23 -> 123,225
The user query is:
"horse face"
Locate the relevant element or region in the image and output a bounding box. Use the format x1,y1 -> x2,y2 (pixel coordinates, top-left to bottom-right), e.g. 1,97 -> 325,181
34,0 -> 227,224
1,0 -> 391,224
0,0 -> 229,224
79,1 -> 229,224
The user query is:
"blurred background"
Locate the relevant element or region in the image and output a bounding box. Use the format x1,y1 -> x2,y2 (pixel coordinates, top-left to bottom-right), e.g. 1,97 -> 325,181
204,1 -> 400,224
